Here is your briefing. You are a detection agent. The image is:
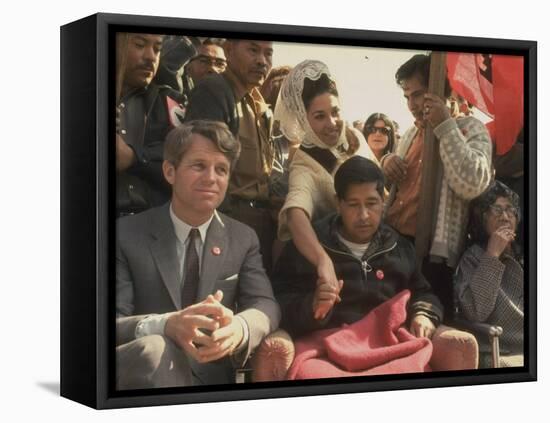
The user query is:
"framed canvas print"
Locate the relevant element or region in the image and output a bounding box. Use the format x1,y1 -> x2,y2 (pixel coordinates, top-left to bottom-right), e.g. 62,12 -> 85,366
60,12 -> 537,409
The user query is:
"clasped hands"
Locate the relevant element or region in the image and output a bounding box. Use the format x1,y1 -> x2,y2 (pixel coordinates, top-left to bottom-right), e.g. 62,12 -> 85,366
165,290 -> 244,363
313,257 -> 343,320
313,257 -> 435,339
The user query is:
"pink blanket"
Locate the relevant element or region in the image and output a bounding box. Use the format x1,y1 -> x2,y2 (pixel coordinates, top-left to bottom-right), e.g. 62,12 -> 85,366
287,290 -> 432,380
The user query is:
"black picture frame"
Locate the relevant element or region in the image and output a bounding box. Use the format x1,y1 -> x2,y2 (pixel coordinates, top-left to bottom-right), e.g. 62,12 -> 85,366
60,12 -> 537,409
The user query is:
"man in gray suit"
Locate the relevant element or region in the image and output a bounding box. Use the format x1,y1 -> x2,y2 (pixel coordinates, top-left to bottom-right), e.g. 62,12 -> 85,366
116,120 -> 281,389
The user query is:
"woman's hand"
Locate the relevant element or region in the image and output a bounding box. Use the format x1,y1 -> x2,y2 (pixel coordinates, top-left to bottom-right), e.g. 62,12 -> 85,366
312,279 -> 343,320
486,226 -> 516,258
313,256 -> 343,319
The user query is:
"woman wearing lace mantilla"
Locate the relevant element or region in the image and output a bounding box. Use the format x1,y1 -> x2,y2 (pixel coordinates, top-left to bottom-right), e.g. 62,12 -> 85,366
274,60 -> 378,320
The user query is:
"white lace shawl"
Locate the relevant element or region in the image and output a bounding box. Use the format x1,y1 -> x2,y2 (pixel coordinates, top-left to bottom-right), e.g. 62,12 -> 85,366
273,59 -> 348,158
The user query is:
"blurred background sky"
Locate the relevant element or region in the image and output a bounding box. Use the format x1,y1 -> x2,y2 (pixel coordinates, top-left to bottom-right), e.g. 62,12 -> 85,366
272,41 -> 491,132
273,41 -> 424,130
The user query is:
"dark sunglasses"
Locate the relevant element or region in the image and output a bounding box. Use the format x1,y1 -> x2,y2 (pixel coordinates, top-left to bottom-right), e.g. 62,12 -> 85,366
365,126 -> 391,136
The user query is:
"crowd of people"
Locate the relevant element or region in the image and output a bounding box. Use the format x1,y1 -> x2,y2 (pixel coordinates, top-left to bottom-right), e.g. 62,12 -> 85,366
114,33 -> 525,389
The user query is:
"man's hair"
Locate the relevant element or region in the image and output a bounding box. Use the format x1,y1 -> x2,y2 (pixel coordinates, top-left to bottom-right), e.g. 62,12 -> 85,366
267,65 -> 292,81
301,74 -> 339,111
202,38 -> 225,48
334,156 -> 385,200
260,65 -> 292,109
467,180 -> 521,247
164,120 -> 241,170
395,53 -> 451,97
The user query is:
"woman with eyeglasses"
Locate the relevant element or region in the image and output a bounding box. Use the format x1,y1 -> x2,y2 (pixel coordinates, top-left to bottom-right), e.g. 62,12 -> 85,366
455,181 -> 524,367
362,113 -> 396,161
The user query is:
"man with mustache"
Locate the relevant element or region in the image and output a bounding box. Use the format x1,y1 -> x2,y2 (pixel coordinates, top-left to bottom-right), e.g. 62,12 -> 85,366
272,156 -> 442,339
116,33 -> 187,217
184,40 -> 276,273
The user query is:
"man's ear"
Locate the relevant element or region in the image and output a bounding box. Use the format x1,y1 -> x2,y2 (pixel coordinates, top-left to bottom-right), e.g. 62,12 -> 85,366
162,160 -> 176,185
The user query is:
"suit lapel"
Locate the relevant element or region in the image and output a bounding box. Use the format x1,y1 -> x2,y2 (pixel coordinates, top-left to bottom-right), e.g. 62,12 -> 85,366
197,212 -> 228,301
149,204 -> 182,310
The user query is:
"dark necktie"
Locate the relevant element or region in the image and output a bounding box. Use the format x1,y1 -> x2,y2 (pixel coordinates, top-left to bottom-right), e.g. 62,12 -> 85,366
181,228 -> 200,309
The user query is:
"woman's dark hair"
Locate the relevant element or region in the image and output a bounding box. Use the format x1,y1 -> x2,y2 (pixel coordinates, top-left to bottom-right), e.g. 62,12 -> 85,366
362,112 -> 396,155
395,53 -> 452,98
467,180 -> 521,247
301,73 -> 339,111
334,156 -> 385,200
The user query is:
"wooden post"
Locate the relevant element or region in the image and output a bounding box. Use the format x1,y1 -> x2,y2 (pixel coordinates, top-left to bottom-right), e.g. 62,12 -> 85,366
415,51 -> 447,266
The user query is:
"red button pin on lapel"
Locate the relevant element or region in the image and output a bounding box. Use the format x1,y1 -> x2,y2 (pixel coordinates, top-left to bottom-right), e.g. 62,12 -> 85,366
212,246 -> 221,256
376,269 -> 385,280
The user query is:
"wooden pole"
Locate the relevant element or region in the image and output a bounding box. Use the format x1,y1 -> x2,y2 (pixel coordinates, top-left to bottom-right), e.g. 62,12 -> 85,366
415,51 -> 447,266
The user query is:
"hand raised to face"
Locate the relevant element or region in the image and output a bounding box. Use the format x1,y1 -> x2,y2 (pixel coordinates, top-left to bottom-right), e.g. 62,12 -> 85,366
486,225 -> 516,258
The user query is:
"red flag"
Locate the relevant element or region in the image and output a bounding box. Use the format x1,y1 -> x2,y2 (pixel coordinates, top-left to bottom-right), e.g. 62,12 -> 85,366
446,53 -> 523,155
165,96 -> 186,128
447,53 -> 493,117
491,55 -> 524,155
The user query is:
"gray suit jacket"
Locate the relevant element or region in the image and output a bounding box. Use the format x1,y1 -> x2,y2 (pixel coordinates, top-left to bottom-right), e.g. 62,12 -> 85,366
116,203 -> 280,384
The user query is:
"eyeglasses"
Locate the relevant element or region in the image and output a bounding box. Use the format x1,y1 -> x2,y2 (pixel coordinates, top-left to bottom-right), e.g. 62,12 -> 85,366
365,126 -> 391,136
191,55 -> 227,70
489,204 -> 519,218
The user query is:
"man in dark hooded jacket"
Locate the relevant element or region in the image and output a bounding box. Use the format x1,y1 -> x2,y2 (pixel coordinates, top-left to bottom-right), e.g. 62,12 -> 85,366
272,156 -> 443,338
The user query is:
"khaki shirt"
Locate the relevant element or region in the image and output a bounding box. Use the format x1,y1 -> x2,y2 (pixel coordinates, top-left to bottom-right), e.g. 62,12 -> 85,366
224,70 -> 273,201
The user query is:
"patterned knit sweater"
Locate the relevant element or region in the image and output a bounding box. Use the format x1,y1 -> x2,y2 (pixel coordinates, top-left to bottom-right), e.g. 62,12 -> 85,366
389,116 -> 492,267
431,116 -> 493,267
455,244 -> 524,358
